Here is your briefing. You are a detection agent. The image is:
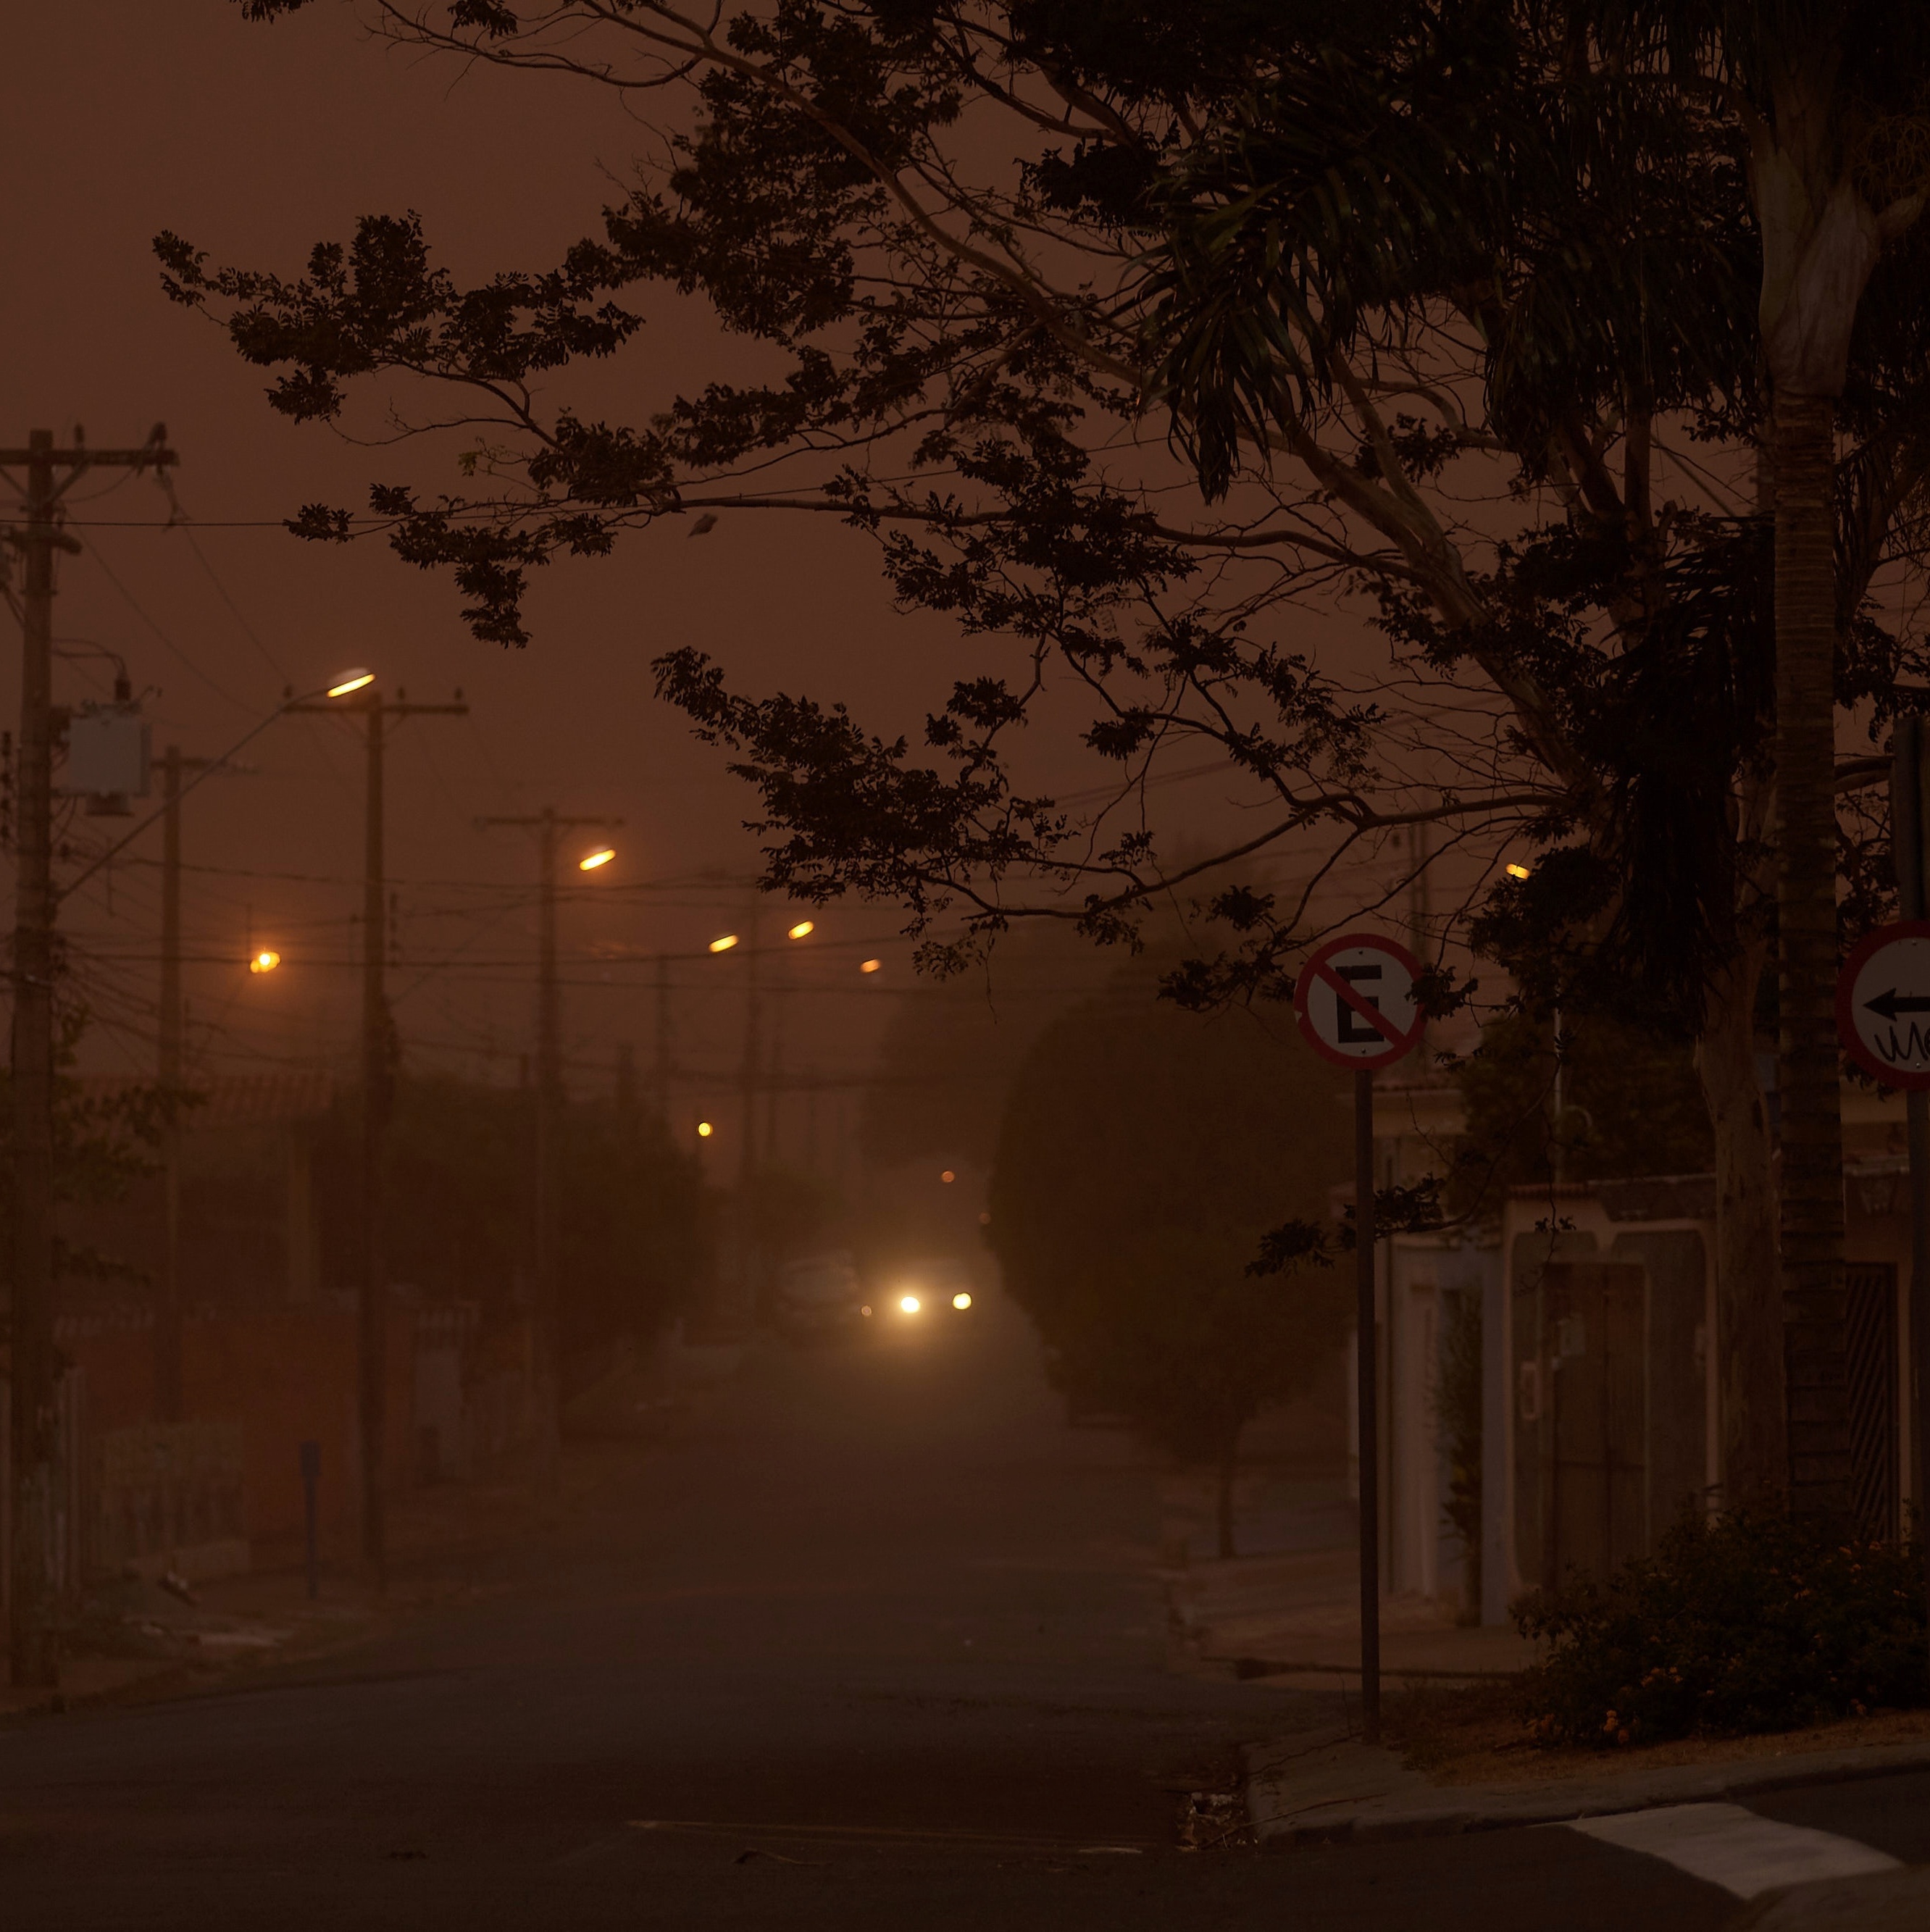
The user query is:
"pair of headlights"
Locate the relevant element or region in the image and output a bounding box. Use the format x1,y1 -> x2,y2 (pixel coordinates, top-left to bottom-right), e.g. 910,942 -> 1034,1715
859,1291 -> 972,1316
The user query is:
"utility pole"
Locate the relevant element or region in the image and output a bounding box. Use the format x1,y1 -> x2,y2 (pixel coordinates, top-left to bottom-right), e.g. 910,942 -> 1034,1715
653,955 -> 672,1120
479,808 -> 620,1493
290,685 -> 466,1583
3,426 -> 175,1686
156,743 -> 219,1424
735,892 -> 764,1331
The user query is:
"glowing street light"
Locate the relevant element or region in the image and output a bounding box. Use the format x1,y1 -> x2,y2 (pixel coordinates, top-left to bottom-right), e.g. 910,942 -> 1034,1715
709,933 -> 739,953
788,919 -> 814,940
861,958 -> 882,974
326,668 -> 375,699
249,950 -> 281,974
1505,862 -> 1532,880
697,1120 -> 714,1138
578,846 -> 616,871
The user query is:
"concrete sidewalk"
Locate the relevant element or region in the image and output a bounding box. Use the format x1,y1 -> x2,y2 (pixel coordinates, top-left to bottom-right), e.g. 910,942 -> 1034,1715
1161,1468 -> 1537,1686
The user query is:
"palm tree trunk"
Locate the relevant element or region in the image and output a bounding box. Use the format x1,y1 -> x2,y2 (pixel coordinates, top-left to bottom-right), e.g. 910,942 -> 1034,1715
1771,386 -> 1851,1519
1696,940 -> 1785,1504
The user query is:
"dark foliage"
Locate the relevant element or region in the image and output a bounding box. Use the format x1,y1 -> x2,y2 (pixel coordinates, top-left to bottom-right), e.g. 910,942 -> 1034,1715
312,1074 -> 705,1368
988,974 -> 1350,1458
1446,1008 -> 1713,1218
1516,1510 -> 1929,1747
0,1008 -> 193,1293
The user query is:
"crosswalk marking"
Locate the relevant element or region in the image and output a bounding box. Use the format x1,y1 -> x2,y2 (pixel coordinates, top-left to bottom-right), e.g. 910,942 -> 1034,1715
1563,1802 -> 1901,1900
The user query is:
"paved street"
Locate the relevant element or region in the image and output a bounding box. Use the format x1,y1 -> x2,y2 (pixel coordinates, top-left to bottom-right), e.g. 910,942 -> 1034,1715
1,1290 -> 1923,1928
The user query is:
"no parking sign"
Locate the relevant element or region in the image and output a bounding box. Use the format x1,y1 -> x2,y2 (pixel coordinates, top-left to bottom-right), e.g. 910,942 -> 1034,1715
1292,932 -> 1426,1072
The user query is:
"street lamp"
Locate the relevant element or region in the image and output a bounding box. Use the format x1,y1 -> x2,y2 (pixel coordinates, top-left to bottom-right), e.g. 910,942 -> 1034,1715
697,1120 -> 714,1138
788,919 -> 814,940
579,846 -> 616,871
709,933 -> 739,953
861,958 -> 882,974
327,668 -> 375,698
249,949 -> 281,974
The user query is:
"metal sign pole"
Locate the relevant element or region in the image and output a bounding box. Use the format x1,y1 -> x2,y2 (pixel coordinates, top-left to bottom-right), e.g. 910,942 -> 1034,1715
1293,932 -> 1423,1752
1892,719 -> 1930,1626
1355,1066 -> 1381,1744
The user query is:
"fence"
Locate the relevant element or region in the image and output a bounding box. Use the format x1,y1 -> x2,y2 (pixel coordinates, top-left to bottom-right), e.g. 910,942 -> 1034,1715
89,1418 -> 247,1578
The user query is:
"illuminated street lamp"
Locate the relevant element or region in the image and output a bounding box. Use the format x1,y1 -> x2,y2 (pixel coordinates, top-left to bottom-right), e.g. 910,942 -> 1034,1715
709,933 -> 739,953
788,919 -> 814,940
1505,861 -> 1532,879
248,949 -> 281,974
326,668 -> 375,698
861,958 -> 882,974
697,1120 -> 714,1138
579,846 -> 616,872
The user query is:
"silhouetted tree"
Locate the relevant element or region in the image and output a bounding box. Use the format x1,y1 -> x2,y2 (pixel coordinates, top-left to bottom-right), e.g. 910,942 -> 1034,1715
179,4 -> 1930,1501
313,1074 -> 706,1375
989,974 -> 1350,1556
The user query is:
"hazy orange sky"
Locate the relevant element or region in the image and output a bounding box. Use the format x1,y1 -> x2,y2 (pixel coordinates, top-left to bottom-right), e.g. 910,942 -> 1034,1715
0,3 -> 1452,1171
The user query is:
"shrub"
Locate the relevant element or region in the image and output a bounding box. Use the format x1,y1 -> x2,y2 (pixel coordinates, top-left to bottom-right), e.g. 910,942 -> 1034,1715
1515,1510 -> 1928,1747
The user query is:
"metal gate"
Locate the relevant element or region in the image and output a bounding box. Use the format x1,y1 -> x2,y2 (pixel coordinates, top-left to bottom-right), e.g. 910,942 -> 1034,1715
1845,1262 -> 1898,1539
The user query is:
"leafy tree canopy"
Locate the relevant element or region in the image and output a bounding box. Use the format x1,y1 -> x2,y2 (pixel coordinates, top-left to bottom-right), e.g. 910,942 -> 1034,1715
988,970 -> 1351,1460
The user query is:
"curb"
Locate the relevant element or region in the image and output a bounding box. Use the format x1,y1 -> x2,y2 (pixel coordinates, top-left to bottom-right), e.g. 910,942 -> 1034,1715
1245,1734 -> 1930,1847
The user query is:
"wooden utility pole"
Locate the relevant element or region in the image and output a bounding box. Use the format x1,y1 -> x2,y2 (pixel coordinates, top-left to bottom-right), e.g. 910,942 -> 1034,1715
653,955 -> 672,1119
156,743 -> 219,1424
291,687 -> 465,1581
735,893 -> 764,1331
478,808 -> 620,1492
4,426 -> 175,1686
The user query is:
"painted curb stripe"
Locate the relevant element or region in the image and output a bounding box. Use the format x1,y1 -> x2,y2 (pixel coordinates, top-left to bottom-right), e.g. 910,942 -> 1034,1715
1562,1802 -> 1900,1900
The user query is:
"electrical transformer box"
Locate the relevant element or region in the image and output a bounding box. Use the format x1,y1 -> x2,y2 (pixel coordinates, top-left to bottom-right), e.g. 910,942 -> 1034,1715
65,705 -> 151,800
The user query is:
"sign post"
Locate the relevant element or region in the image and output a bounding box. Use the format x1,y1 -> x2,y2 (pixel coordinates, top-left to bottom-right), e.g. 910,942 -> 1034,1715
1294,933 -> 1426,1745
1889,722 -> 1930,1638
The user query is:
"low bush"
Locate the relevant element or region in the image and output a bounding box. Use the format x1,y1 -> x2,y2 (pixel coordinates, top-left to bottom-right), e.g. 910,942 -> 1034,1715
1515,1510 -> 1928,1747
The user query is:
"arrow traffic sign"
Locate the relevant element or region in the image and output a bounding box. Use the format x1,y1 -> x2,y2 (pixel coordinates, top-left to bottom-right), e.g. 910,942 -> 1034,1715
1292,932 -> 1426,1072
1837,921 -> 1930,1090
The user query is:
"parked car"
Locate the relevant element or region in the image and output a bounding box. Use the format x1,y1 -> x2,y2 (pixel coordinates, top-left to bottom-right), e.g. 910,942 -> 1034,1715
773,1250 -> 866,1343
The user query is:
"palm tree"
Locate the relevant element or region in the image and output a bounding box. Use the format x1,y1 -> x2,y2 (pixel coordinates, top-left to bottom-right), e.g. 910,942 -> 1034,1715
1593,1 -> 1930,1514
1153,1 -> 1930,1518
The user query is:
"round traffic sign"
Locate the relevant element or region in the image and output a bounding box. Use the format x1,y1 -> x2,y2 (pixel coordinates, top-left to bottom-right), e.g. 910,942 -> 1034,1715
1837,921 -> 1930,1090
1292,932 -> 1426,1071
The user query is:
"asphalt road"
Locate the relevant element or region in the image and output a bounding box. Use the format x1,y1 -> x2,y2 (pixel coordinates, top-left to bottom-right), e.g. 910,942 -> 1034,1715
1,1289 -> 1923,1928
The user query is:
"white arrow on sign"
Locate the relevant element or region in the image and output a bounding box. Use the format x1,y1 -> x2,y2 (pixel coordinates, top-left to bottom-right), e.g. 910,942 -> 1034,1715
1838,921 -> 1930,1090
1292,932 -> 1426,1072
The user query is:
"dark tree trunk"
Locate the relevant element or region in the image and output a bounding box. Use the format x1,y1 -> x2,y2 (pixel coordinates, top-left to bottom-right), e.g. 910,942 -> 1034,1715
1697,941 -> 1787,1505
1771,386 -> 1851,1518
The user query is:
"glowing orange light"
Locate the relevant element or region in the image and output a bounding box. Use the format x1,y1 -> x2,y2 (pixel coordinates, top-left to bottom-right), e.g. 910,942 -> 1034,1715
899,1295 -> 922,1315
788,920 -> 814,940
578,847 -> 616,871
861,958 -> 882,974
709,934 -> 738,953
952,1292 -> 972,1311
940,1169 -> 956,1184
1505,862 -> 1532,880
696,1121 -> 714,1138
325,669 -> 374,698
249,950 -> 281,974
